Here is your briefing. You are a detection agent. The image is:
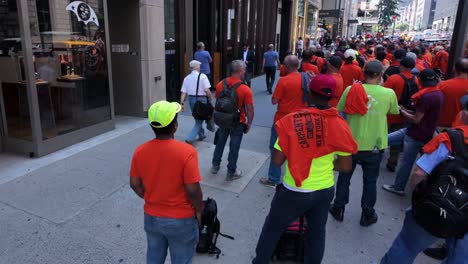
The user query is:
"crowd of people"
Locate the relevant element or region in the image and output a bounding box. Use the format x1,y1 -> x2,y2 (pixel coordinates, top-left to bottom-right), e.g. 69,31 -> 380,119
128,35 -> 468,264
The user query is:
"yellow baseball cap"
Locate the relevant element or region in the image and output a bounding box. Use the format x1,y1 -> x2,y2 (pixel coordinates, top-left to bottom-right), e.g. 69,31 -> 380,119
148,101 -> 182,128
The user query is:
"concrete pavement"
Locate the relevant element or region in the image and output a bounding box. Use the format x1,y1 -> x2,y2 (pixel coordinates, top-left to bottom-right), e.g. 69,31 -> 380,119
0,72 -> 438,264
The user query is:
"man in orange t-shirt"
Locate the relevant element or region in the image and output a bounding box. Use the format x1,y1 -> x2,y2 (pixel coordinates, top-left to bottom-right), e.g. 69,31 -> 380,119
340,49 -> 364,89
130,100 -> 203,264
383,57 -> 420,172
212,60 -> 254,180
438,58 -> 468,127
432,46 -> 449,78
300,48 -> 320,75
260,55 -> 307,187
327,55 -> 344,107
309,46 -> 325,72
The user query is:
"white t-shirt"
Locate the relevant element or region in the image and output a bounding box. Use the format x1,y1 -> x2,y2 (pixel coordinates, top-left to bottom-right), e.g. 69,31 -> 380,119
298,39 -> 304,49
180,71 -> 211,96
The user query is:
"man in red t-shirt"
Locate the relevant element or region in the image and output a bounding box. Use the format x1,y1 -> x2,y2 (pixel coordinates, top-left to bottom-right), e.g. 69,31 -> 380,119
432,46 -> 449,78
211,60 -> 255,180
340,49 -> 364,89
260,55 -> 307,187
130,100 -> 203,263
383,57 -> 420,172
438,58 -> 468,128
300,48 -> 320,75
327,55 -> 344,107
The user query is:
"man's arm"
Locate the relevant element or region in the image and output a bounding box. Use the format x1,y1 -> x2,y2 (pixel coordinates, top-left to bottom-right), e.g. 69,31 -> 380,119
180,92 -> 187,111
130,177 -> 145,199
204,89 -> 213,103
262,58 -> 266,68
400,106 -> 424,124
208,53 -> 213,63
272,149 -> 286,167
185,183 -> 203,224
333,155 -> 352,173
409,166 -> 428,191
245,104 -> 254,133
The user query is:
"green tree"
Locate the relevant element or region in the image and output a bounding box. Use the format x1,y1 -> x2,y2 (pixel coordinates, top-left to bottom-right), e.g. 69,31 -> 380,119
396,23 -> 409,32
377,0 -> 401,29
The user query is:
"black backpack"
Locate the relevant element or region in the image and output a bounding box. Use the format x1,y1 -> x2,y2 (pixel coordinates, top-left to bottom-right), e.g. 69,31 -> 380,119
213,79 -> 243,128
196,198 -> 234,258
398,74 -> 419,111
412,129 -> 468,239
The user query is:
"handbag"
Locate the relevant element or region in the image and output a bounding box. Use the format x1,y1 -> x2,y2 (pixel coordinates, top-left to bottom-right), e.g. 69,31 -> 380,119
192,73 -> 214,121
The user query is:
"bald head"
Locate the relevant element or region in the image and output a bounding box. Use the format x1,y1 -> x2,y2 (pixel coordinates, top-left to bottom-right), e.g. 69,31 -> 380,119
284,55 -> 299,72
455,58 -> 468,75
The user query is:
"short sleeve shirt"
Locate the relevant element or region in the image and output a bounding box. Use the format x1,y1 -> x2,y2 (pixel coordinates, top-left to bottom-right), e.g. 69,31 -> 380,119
194,50 -> 212,74
438,78 -> 468,127
264,50 -> 279,67
383,72 -> 421,124
339,64 -> 364,89
406,90 -> 444,143
337,84 -> 400,151
215,77 -> 254,124
181,71 -> 211,96
272,72 -> 306,122
275,140 -> 351,192
130,139 -> 201,219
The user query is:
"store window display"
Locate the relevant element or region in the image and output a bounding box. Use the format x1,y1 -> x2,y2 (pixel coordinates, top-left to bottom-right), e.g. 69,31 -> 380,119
29,0 -> 111,138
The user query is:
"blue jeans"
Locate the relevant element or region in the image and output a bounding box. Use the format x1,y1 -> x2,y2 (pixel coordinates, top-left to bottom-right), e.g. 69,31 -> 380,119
212,125 -> 244,174
253,186 -> 334,264
144,214 -> 199,264
334,151 -> 383,216
381,209 -> 468,264
267,125 -> 281,184
388,128 -> 425,191
187,96 -> 214,141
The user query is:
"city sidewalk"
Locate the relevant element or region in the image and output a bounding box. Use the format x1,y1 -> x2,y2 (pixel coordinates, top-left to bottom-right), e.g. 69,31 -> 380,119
0,73 -> 436,264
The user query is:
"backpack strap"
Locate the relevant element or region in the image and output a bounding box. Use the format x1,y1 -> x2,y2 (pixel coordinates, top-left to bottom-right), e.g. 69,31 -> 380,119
301,72 -> 310,103
195,73 -> 202,97
398,73 -> 408,83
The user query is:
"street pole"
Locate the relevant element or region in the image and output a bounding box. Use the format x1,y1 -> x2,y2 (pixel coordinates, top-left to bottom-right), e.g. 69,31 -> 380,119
391,15 -> 397,39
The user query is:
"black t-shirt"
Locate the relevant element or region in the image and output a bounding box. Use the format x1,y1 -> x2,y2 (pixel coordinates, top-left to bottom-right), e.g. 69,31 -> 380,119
383,66 -> 400,82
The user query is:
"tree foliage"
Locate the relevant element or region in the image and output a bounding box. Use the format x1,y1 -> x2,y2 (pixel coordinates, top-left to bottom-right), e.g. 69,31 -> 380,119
396,23 -> 409,32
377,0 -> 401,28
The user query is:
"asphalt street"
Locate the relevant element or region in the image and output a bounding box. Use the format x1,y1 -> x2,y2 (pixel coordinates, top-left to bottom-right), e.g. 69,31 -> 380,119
0,72 -> 438,264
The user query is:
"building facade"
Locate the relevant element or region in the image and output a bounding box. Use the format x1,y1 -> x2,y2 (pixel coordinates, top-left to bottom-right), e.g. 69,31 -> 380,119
432,0 -> 458,33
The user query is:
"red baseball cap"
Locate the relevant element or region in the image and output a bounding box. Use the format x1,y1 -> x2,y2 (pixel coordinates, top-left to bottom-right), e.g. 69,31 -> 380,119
309,74 -> 336,97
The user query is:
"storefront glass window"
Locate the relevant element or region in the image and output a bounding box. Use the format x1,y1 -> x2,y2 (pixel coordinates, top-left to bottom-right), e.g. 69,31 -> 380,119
0,0 -> 32,140
28,0 -> 111,139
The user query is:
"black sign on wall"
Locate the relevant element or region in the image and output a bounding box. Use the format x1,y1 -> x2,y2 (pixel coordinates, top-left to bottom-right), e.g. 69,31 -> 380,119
319,9 -> 340,18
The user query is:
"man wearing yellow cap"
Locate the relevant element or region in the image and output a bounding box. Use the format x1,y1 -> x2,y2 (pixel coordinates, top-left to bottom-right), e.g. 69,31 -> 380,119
130,100 -> 203,264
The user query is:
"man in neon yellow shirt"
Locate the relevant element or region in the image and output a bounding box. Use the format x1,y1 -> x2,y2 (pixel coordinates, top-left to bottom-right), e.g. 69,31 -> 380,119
330,60 -> 400,227
252,75 -> 358,264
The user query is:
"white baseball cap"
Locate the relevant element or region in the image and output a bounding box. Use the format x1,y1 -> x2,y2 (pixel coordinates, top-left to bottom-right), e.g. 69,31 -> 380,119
344,49 -> 356,59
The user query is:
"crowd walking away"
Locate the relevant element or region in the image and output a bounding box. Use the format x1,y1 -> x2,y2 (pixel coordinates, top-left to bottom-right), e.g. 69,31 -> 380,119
129,35 -> 468,264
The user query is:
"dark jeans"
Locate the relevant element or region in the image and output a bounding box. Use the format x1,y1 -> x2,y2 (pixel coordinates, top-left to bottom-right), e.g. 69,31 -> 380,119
333,151 -> 383,216
244,70 -> 253,87
264,66 -> 276,91
212,125 -> 244,174
253,186 -> 334,264
267,125 -> 281,183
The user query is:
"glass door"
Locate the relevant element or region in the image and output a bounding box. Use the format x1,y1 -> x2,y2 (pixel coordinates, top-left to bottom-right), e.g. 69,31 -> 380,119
0,0 -> 33,142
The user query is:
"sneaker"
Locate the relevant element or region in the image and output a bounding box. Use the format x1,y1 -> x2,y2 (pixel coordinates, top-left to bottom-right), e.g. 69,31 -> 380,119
210,165 -> 220,174
329,204 -> 345,222
259,177 -> 276,188
386,163 -> 396,172
197,135 -> 206,141
360,212 -> 378,227
226,169 -> 242,181
382,184 -> 405,196
185,139 -> 195,145
423,244 -> 447,260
